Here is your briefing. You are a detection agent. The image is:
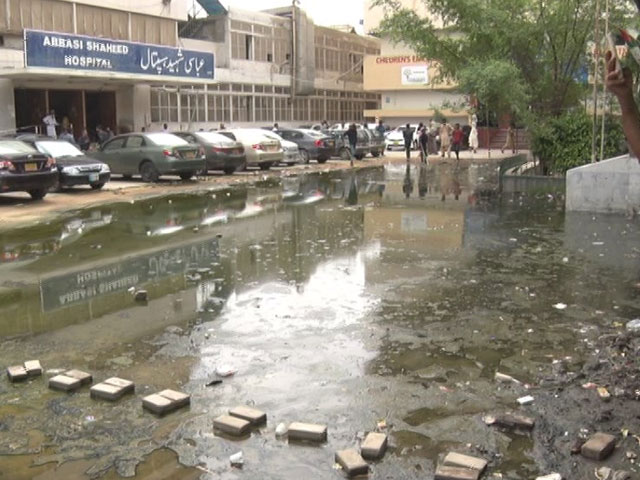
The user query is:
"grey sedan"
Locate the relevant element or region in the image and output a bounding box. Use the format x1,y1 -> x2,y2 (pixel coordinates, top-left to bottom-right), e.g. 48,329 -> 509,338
173,131 -> 246,174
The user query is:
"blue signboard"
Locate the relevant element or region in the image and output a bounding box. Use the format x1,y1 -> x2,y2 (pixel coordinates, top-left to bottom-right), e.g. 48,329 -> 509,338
24,29 -> 215,80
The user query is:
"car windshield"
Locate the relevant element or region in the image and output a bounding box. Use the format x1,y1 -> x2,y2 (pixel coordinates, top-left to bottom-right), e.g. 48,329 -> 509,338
195,132 -> 233,144
35,141 -> 83,157
0,141 -> 37,154
145,133 -> 189,147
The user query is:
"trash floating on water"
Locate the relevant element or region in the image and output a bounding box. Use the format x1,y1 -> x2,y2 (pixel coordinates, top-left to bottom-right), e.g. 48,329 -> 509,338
517,395 -> 535,405
553,303 -> 567,310
229,451 -> 244,468
216,365 -> 237,377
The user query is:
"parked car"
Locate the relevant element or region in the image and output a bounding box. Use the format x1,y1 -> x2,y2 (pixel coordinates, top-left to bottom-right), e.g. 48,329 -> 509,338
362,129 -> 385,157
384,129 -> 406,151
172,131 -> 245,174
262,131 -> 300,165
92,133 -> 205,182
274,129 -> 334,163
323,129 -> 370,160
0,139 -> 58,199
17,135 -> 110,190
218,129 -> 283,170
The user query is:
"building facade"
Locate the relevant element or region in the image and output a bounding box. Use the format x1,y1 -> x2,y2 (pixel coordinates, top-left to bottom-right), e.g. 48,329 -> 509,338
0,0 -> 380,138
363,0 -> 467,127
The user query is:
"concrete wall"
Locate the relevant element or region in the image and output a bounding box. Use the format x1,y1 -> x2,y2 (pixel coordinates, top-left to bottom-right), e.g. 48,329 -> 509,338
0,79 -> 16,134
61,0 -> 189,20
116,84 -> 151,132
566,154 -> 640,213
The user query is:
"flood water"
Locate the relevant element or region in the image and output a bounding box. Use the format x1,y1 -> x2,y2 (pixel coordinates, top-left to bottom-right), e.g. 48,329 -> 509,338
0,162 -> 638,479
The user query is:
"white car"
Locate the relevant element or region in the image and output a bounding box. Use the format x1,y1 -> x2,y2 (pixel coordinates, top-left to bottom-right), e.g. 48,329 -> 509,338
385,129 -> 406,150
263,131 -> 301,165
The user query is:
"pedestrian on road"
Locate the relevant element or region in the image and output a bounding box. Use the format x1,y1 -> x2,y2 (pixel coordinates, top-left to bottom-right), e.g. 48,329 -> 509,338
605,50 -> 640,163
376,119 -> 385,136
219,123 -> 226,131
419,126 -> 429,163
451,123 -> 464,160
469,122 -> 479,153
343,123 -> 358,167
77,129 -> 90,151
105,127 -> 114,141
501,125 -> 515,154
402,123 -> 413,160
162,123 -> 169,133
273,123 -> 279,132
427,119 -> 437,154
42,110 -> 58,138
439,121 -> 452,158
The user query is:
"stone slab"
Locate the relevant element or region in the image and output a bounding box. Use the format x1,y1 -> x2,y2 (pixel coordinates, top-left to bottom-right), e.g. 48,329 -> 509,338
335,449 -> 369,476
493,413 -> 535,430
64,369 -> 92,385
288,422 -> 328,442
142,394 -> 173,415
49,374 -> 82,392
213,414 -> 251,436
90,378 -> 134,401
581,432 -> 616,460
536,474 -> 562,480
103,377 -> 135,393
157,389 -> 190,407
7,365 -> 28,382
24,360 -> 42,377
443,452 -> 487,472
229,406 -> 267,425
435,465 -> 480,480
361,432 -> 387,459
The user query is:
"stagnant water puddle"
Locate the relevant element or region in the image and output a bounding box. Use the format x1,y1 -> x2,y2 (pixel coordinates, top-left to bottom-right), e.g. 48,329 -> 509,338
0,162 -> 638,479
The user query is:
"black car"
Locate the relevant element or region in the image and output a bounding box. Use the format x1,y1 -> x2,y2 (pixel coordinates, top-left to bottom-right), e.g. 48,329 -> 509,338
322,129 -> 370,160
274,129 -> 334,163
173,131 -> 246,174
362,129 -> 385,157
18,135 -> 111,190
0,140 -> 58,199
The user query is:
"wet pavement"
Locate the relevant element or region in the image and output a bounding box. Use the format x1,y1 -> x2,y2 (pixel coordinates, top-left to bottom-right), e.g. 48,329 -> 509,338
0,161 -> 638,479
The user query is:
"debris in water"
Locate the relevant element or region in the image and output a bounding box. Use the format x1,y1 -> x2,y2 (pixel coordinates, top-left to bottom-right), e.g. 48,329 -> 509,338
517,395 -> 534,405
229,451 -> 244,468
206,379 -> 222,387
495,372 -> 522,384
553,303 -> 567,310
626,319 -> 640,334
597,387 -> 611,401
216,366 -> 236,377
275,423 -> 288,437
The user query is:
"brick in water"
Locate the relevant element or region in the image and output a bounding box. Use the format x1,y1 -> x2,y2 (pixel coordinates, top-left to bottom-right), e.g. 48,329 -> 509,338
157,389 -> 190,408
64,369 -> 92,385
104,377 -> 135,393
7,365 -> 28,382
287,422 -> 328,442
361,432 -> 388,459
49,374 -> 82,392
142,393 -> 173,414
229,406 -> 267,425
442,452 -> 487,472
213,414 -> 251,436
493,413 -> 535,430
581,432 -> 616,460
335,449 -> 369,476
90,378 -> 135,401
435,465 -> 480,480
24,360 -> 42,377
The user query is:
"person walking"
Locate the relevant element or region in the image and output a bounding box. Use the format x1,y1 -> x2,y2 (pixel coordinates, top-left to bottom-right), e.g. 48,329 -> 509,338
376,119 -> 385,136
402,123 -> 413,160
469,122 -> 479,153
439,121 -> 452,158
418,126 -> 429,163
501,125 -> 516,153
343,123 -> 358,167
451,123 -> 464,161
42,110 -> 58,138
273,122 -> 279,132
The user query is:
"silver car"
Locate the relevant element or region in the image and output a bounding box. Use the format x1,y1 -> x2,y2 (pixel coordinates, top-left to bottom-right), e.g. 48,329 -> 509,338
219,129 -> 283,170
263,131 -> 300,165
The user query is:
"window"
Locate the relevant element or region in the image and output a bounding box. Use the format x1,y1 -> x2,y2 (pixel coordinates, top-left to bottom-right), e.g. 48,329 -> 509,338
151,90 -> 179,123
103,138 -> 126,150
245,35 -> 253,60
126,136 -> 145,148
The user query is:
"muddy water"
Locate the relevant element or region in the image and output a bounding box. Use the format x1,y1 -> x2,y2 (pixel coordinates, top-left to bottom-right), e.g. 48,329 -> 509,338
0,162 -> 638,479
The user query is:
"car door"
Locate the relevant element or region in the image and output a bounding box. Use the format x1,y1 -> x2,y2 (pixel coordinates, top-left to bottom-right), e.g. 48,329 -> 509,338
123,135 -> 147,174
97,137 -> 127,173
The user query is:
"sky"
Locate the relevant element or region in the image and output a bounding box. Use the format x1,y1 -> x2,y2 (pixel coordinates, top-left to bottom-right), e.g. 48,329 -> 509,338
219,0 -> 366,34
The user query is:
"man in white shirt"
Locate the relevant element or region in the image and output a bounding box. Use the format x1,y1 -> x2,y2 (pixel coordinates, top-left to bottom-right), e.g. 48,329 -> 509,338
43,110 -> 58,138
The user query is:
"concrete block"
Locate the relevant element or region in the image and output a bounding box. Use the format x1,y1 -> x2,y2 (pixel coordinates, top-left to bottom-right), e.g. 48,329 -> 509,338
493,413 -> 535,430
64,369 -> 92,385
229,406 -> 267,425
90,378 -> 134,401
581,432 -> 616,460
361,432 -> 387,459
157,389 -> 190,408
213,414 -> 251,436
288,422 -> 328,442
443,452 -> 487,472
536,474 -> 562,480
335,449 -> 369,476
49,374 -> 82,392
435,465 -> 480,480
142,394 -> 173,415
7,365 -> 28,382
24,360 -> 42,377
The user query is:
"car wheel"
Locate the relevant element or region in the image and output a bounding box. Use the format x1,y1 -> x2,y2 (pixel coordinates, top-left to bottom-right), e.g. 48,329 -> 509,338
339,148 -> 351,161
223,167 -> 236,175
49,178 -> 62,192
90,183 -> 105,190
28,189 -> 47,200
317,157 -> 328,164
371,151 -> 380,158
355,154 -> 364,160
140,161 -> 160,183
259,162 -> 272,171
179,172 -> 195,181
299,149 -> 310,164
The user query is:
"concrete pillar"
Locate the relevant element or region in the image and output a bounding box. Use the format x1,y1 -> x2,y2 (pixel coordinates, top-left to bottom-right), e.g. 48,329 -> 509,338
0,79 -> 16,134
116,84 -> 151,133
